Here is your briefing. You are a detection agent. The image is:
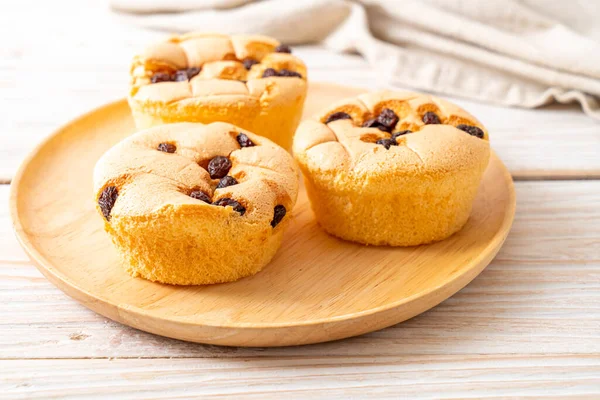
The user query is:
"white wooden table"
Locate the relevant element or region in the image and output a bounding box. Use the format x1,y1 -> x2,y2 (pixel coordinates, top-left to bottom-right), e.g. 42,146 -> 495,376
1,1 -> 599,398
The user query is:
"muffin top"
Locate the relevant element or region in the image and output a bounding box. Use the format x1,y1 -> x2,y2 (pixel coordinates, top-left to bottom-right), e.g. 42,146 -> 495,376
293,90 -> 491,187
129,33 -> 307,104
94,122 -> 298,228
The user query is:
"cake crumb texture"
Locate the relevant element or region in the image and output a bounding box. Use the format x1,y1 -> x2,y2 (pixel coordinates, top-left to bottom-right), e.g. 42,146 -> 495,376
94,122 -> 299,285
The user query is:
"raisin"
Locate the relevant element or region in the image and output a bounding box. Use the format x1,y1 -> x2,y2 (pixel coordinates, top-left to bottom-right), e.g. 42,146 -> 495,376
172,67 -> 201,82
278,69 -> 302,78
207,156 -> 232,179
172,70 -> 188,82
217,176 -> 238,189
98,186 -> 118,221
157,143 -> 176,153
242,58 -> 259,70
457,124 -> 485,139
391,130 -> 411,141
422,111 -> 441,125
376,108 -> 399,131
150,72 -> 171,83
261,68 -> 302,78
185,67 -> 201,80
214,197 -> 246,215
190,190 -> 211,203
362,118 -> 389,132
236,132 -> 255,147
271,205 -> 286,228
376,138 -> 396,150
324,112 -> 352,124
275,44 -> 292,53
262,68 -> 278,78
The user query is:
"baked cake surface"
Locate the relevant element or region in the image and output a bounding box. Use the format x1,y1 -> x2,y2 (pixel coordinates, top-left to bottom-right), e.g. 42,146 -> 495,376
293,90 -> 490,246
128,33 -> 307,150
94,122 -> 298,285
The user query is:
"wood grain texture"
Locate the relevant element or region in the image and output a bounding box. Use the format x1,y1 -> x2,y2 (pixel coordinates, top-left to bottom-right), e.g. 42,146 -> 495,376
1,0 -> 599,180
1,187 -> 599,394
8,85 -> 515,346
3,356 -> 600,399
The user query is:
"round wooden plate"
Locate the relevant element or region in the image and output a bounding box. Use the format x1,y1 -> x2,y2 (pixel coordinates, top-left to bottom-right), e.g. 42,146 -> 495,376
10,82 -> 515,347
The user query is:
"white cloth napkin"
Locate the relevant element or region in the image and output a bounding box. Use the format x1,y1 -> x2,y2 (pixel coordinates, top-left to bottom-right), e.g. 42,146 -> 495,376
111,0 -> 600,120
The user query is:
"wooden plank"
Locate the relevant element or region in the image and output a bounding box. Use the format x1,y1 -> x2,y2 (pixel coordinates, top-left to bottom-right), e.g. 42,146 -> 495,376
1,181 -> 599,359
2,356 -> 600,399
1,260 -> 598,359
1,1 -> 599,181
498,181 -> 600,262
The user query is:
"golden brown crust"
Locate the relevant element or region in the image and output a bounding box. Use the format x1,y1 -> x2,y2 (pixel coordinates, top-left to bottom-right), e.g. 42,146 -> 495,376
129,33 -> 307,101
94,122 -> 299,284
293,90 -> 490,192
95,122 -> 298,223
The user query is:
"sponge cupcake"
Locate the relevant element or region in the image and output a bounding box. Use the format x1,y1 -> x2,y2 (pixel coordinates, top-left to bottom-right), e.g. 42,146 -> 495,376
94,122 -> 298,285
293,90 -> 490,246
128,33 -> 307,150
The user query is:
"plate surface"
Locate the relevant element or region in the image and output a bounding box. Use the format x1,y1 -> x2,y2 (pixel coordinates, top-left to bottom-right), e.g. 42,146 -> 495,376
10,82 -> 515,347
